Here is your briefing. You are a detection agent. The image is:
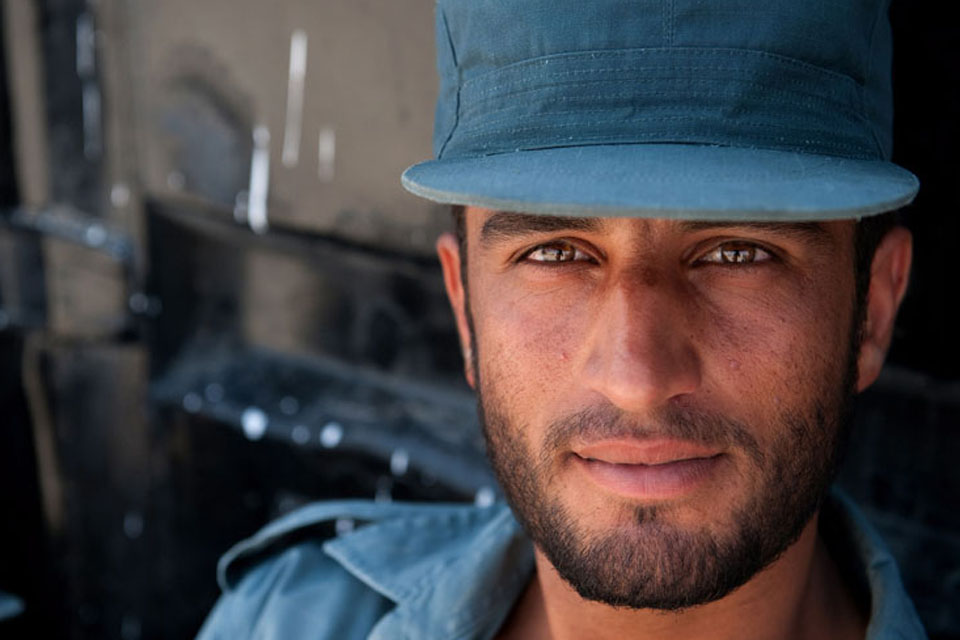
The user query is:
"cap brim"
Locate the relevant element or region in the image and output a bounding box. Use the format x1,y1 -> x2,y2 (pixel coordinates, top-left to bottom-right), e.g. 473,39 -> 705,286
401,144 -> 918,220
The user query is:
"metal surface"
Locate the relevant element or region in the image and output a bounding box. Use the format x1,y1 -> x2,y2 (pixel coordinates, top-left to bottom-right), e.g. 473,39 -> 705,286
3,205 -> 132,262
0,205 -> 133,338
151,343 -> 493,499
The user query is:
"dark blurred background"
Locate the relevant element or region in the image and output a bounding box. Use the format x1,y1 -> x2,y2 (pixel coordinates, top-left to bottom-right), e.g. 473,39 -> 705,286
0,1 -> 956,638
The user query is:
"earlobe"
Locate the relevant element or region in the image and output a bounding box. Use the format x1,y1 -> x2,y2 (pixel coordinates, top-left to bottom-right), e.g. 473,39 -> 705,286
436,232 -> 476,388
856,226 -> 913,392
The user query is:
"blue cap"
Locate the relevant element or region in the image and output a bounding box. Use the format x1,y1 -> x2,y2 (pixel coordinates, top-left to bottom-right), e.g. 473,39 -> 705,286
401,0 -> 919,220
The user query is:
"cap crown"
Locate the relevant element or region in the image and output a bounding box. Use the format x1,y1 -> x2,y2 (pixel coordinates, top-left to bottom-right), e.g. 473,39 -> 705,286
433,0 -> 894,162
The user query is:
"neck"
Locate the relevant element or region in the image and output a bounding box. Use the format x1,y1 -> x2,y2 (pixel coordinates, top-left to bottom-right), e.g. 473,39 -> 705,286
500,513 -> 867,640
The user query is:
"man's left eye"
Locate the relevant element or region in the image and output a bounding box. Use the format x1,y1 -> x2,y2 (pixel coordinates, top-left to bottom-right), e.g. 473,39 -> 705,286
523,242 -> 592,263
699,243 -> 773,265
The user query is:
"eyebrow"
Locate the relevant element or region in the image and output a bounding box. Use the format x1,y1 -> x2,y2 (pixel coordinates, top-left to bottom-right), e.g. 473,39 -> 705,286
477,212 -> 832,248
676,220 -> 831,244
480,212 -> 603,246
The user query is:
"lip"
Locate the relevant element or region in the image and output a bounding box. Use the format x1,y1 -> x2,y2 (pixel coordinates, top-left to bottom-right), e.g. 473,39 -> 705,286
573,438 -> 721,466
571,439 -> 724,500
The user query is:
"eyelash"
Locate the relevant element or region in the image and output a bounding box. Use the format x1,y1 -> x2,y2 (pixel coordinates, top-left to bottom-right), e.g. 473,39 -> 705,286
521,241 -> 595,265
519,240 -> 776,267
696,242 -> 775,266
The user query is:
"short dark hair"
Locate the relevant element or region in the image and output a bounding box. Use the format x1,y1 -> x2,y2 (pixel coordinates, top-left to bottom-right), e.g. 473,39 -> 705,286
452,204 -> 468,291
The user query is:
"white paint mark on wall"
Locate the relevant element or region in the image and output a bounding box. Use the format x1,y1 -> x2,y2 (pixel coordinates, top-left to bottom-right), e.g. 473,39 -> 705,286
110,183 -> 130,208
282,29 -> 308,168
318,127 -> 336,182
248,126 -> 271,234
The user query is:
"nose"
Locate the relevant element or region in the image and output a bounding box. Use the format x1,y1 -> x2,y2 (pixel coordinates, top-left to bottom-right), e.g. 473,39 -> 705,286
579,271 -> 701,412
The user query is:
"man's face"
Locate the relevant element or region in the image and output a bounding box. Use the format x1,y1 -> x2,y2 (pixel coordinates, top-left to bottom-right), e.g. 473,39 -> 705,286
448,209 -> 862,610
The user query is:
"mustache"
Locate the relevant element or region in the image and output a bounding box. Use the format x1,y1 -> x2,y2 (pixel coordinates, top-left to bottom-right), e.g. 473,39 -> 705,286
541,401 -> 764,465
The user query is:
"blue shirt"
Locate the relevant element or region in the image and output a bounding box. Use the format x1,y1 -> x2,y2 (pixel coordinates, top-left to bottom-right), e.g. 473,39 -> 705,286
197,489 -> 928,639
0,589 -> 24,622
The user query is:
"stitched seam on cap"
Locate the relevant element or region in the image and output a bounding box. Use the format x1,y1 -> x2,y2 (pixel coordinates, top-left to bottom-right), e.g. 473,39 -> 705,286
462,65 -> 853,104
437,6 -> 461,159
461,109 -> 867,136
461,81 -> 858,123
459,47 -> 856,91
455,121 -> 874,157
454,124 -> 877,160
460,90 -> 867,130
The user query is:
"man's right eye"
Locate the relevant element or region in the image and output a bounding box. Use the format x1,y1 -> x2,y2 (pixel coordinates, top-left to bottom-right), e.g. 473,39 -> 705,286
522,241 -> 592,264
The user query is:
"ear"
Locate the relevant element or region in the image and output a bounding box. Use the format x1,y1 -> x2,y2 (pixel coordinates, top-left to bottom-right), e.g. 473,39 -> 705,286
436,232 -> 476,388
856,226 -> 912,392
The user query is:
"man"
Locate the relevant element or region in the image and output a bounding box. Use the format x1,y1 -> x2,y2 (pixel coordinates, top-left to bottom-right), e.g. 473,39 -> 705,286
198,0 -> 928,638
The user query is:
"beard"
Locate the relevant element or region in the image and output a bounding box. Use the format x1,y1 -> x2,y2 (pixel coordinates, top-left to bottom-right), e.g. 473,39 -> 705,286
475,343 -> 858,611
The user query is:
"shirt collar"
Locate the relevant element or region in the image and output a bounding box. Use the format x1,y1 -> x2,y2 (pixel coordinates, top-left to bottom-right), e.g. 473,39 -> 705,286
825,488 -> 929,640
216,499 -> 475,591
324,502 -> 534,640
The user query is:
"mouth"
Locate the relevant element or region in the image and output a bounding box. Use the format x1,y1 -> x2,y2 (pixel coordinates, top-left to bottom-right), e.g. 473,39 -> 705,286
571,439 -> 725,501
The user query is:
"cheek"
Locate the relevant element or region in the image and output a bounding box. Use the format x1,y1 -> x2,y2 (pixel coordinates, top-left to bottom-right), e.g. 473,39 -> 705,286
695,273 -> 853,416
473,280 -> 589,406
